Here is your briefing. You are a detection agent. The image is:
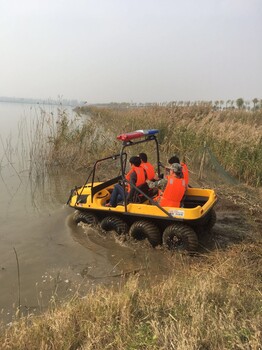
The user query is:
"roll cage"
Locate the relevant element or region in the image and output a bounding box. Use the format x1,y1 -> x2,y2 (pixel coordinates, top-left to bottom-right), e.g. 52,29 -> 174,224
71,129 -> 167,213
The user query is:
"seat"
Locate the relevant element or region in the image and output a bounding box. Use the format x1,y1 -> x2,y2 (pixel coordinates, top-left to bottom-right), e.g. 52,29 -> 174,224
132,183 -> 157,203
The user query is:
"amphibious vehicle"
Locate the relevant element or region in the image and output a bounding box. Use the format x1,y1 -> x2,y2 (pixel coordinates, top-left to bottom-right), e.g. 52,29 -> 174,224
67,129 -> 217,252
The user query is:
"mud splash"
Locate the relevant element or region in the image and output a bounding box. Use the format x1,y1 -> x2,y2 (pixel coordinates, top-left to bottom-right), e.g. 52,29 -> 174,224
67,212 -> 174,283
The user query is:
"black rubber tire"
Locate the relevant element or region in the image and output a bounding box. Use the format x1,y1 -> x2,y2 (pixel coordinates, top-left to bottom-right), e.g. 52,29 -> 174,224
204,208 -> 217,232
163,223 -> 198,252
129,220 -> 162,247
73,211 -> 98,225
100,216 -> 129,235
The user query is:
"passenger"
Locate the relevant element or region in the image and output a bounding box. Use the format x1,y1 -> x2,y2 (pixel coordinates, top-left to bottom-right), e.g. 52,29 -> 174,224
138,152 -> 156,180
168,155 -> 189,188
155,163 -> 186,207
105,156 -> 146,207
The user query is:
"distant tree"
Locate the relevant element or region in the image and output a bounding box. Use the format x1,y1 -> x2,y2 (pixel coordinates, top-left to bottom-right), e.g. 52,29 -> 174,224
236,98 -> 244,109
226,99 -> 231,109
252,98 -> 259,110
214,100 -> 219,110
219,100 -> 224,110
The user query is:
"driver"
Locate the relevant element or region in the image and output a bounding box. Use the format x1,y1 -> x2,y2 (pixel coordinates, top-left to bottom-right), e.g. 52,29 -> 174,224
105,156 -> 146,207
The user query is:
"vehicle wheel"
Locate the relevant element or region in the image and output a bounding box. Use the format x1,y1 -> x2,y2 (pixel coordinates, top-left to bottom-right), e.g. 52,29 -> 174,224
73,211 -> 98,225
129,220 -> 162,247
163,223 -> 198,252
100,216 -> 129,235
204,208 -> 216,232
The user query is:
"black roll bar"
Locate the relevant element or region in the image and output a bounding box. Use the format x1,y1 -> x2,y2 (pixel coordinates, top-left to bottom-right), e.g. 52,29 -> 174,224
75,153 -> 127,204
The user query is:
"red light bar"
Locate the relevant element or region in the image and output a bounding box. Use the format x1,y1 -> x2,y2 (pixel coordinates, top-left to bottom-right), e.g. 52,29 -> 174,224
117,131 -> 144,141
117,129 -> 159,141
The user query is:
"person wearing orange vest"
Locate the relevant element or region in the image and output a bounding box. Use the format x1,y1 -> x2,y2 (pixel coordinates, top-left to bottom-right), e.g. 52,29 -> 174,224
168,155 -> 189,188
105,156 -> 146,207
148,163 -> 185,206
156,163 -> 186,207
138,152 -> 156,180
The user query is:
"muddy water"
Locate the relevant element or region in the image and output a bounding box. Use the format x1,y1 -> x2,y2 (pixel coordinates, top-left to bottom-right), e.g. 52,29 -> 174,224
0,103 -> 172,324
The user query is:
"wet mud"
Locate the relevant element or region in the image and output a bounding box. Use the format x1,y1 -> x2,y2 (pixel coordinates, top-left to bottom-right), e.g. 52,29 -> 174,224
198,194 -> 261,254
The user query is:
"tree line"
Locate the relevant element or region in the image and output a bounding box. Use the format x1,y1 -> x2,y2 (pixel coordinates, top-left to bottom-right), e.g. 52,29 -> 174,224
162,98 -> 262,110
92,98 -> 262,111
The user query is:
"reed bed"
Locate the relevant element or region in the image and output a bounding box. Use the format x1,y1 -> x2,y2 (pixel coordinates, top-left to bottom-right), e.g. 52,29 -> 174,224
25,104 -> 260,186
14,104 -> 261,187
72,105 -> 262,187
1,244 -> 261,349
45,110 -> 117,172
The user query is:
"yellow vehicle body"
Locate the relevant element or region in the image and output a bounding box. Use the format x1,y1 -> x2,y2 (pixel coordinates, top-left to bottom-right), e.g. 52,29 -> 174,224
69,182 -> 217,223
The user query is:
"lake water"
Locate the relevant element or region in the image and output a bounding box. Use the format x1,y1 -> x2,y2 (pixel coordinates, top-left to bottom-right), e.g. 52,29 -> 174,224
0,102 -> 170,324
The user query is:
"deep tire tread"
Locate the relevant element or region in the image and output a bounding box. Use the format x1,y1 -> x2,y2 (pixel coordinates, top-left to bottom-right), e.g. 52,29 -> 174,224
129,220 -> 162,247
163,223 -> 198,252
73,211 -> 98,225
100,216 -> 129,235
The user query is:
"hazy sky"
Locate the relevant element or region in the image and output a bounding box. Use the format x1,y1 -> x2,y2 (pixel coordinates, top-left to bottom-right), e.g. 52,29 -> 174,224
1,0 -> 261,103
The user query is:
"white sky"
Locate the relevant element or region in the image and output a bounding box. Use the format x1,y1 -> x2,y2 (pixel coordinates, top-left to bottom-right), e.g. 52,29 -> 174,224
0,0 -> 261,103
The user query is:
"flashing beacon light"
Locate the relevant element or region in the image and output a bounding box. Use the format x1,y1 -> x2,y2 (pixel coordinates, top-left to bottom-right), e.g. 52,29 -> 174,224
117,129 -> 159,141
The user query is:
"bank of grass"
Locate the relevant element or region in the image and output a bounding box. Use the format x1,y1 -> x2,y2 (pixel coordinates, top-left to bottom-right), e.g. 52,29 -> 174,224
42,104 -> 262,186
45,110 -> 117,172
71,105 -> 262,187
1,244 -> 261,350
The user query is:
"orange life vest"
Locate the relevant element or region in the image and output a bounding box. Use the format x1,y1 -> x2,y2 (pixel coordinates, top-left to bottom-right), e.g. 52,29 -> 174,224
126,165 -> 146,192
159,174 -> 186,207
141,162 -> 155,180
125,168 -> 133,182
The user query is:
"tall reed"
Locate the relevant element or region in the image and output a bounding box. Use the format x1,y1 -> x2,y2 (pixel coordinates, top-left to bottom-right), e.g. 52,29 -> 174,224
72,105 -> 262,187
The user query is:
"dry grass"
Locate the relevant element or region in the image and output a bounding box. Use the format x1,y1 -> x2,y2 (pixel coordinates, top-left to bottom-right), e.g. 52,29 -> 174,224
25,104 -> 260,186
70,105 -> 262,187
1,244 -> 261,349
25,105 -> 261,187
45,110 -> 117,172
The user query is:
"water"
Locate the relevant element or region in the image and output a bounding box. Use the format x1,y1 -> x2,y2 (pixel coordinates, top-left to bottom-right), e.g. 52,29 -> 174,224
0,102 -> 171,324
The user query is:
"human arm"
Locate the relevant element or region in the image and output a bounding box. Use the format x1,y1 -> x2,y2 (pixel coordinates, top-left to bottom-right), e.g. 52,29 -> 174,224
147,178 -> 167,190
